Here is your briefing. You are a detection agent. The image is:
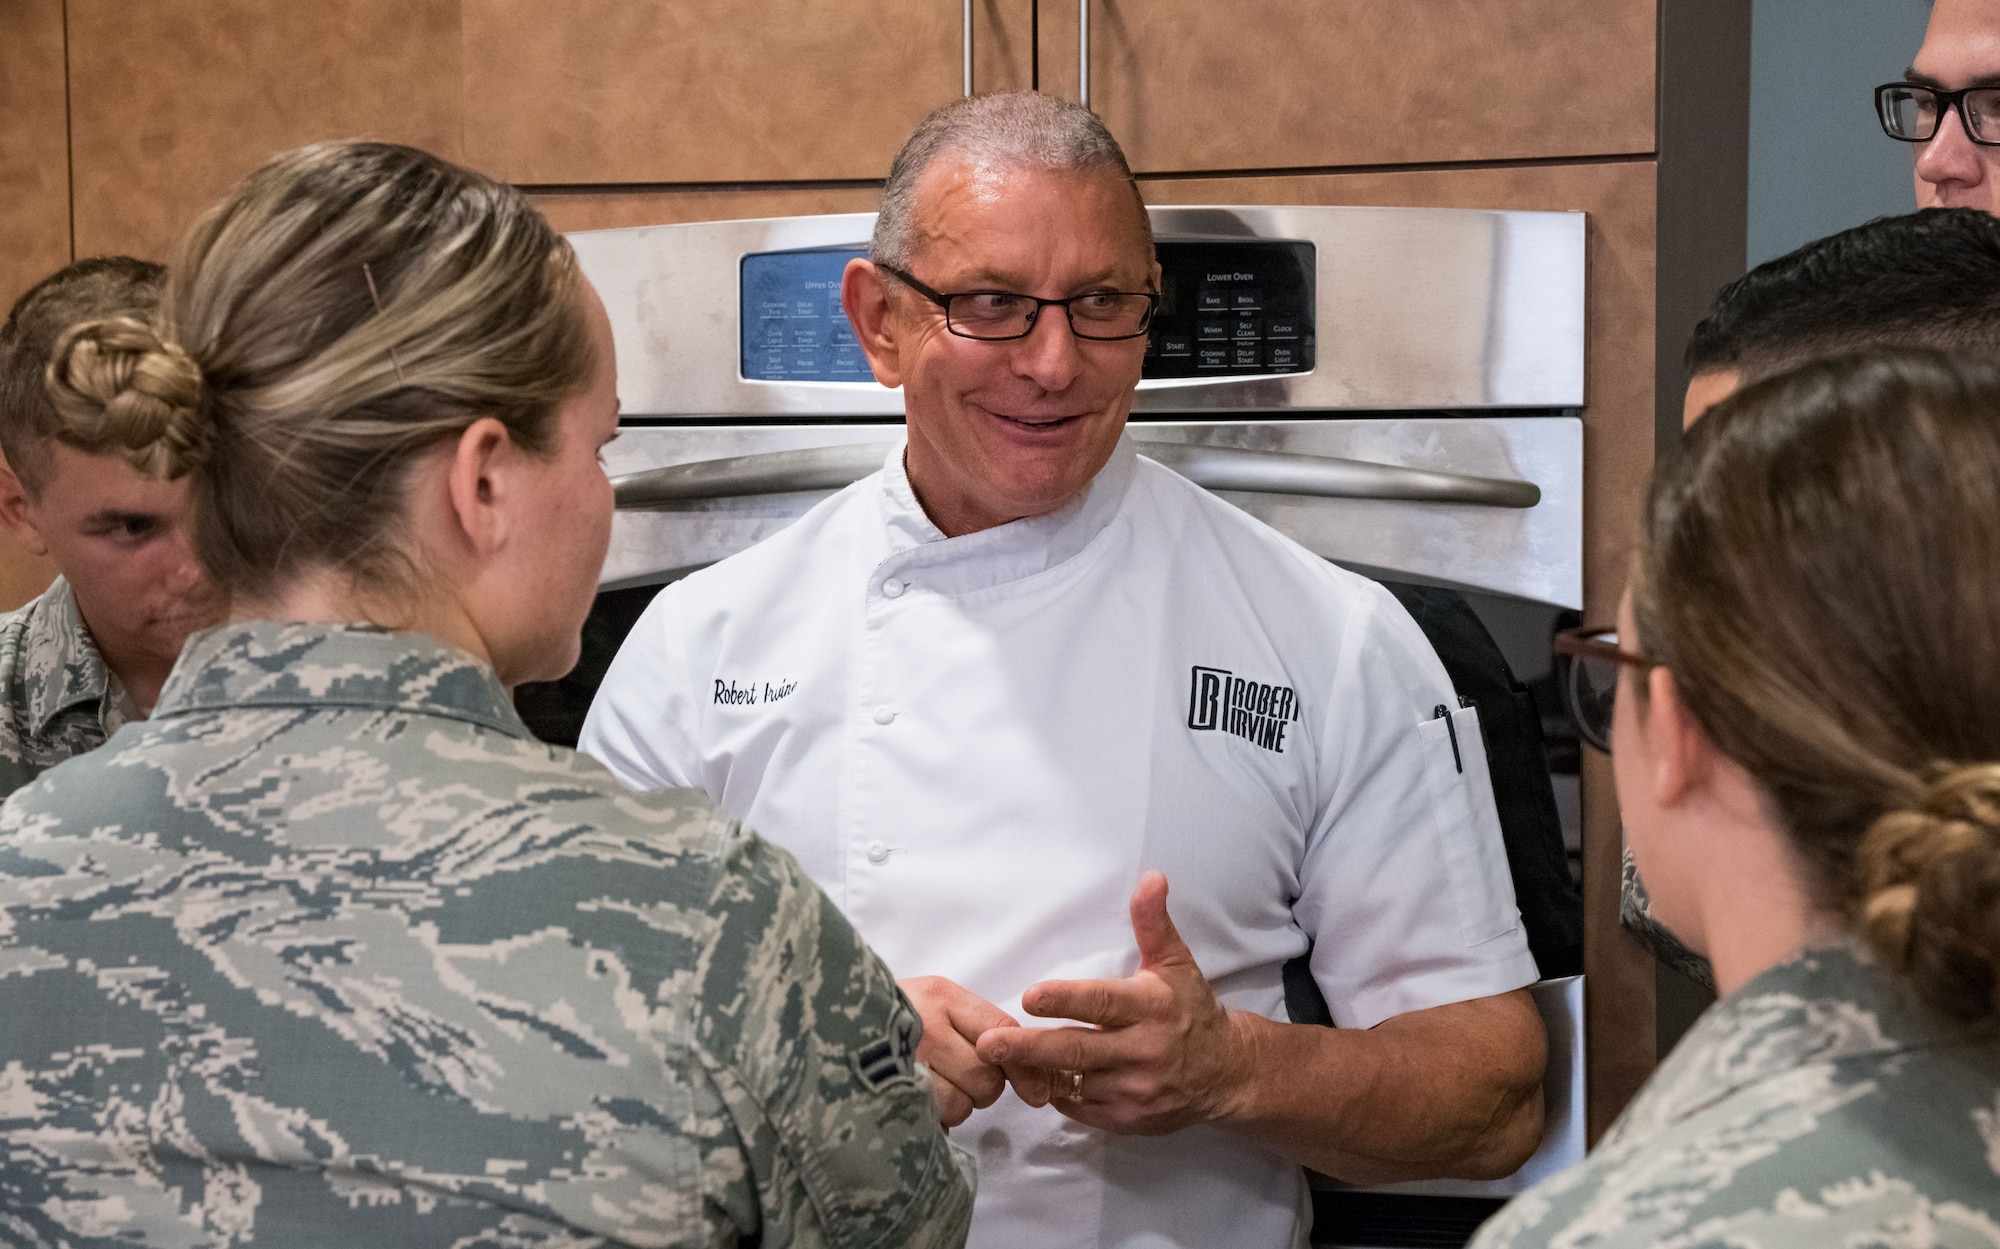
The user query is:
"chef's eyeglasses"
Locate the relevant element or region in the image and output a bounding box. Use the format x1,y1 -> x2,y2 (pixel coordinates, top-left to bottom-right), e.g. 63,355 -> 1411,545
1551,626 -> 1658,754
1876,82 -> 2000,145
876,263 -> 1160,341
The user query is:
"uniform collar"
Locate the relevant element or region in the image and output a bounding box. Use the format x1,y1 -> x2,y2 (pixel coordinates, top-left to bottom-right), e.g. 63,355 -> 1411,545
1635,940 -> 1994,1129
154,620 -> 532,738
874,433 -> 1139,593
24,576 -> 124,735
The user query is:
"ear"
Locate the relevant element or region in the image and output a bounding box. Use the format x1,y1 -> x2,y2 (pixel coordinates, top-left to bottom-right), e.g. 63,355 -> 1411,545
0,455 -> 49,558
442,418 -> 517,559
1644,666 -> 1717,811
841,258 -> 906,389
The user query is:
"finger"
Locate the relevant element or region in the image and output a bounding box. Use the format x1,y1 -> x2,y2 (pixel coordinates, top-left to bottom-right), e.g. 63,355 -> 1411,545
1003,1062 -> 1053,1108
925,1038 -> 1008,1109
975,1024 -> 1114,1072
1129,870 -> 1195,972
1020,976 -> 1163,1028
932,1076 -> 975,1128
899,976 -> 1019,1046
945,992 -> 1020,1045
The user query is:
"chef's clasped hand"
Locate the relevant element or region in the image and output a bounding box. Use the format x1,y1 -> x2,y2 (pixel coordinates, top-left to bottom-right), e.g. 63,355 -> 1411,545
954,871 -> 1250,1136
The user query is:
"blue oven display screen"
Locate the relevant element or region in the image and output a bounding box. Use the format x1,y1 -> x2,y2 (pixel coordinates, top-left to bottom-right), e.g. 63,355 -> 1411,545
740,246 -> 870,382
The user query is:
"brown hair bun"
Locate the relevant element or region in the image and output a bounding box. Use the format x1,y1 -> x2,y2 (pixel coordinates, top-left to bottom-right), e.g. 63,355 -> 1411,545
46,314 -> 211,479
1858,763 -> 2000,1020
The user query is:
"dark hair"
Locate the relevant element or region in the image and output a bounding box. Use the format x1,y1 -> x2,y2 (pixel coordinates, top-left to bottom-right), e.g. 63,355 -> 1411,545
1686,208 -> 2000,380
0,257 -> 166,494
45,142 -> 593,603
1635,349 -> 2000,1021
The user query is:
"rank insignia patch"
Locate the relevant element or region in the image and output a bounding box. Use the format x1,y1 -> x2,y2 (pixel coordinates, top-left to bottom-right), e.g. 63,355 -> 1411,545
852,1002 -> 922,1093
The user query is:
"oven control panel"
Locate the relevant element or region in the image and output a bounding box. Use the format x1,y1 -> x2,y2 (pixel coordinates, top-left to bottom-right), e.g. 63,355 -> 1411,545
737,238 -> 1316,383
739,246 -> 871,383
1147,240 -> 1315,379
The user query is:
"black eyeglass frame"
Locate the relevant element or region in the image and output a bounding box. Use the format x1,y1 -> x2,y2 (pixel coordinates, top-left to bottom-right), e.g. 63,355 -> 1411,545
874,262 -> 1161,342
1551,625 -> 1658,754
1875,81 -> 2000,146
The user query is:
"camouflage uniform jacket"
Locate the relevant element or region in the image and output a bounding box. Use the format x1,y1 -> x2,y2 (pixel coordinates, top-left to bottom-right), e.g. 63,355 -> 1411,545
0,575 -> 131,800
1469,941 -> 2000,1249
0,621 -> 972,1249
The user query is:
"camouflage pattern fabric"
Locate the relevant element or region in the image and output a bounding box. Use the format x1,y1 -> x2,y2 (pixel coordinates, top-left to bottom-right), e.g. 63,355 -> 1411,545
1469,941 -> 2000,1249
0,576 -> 131,800
0,621 -> 972,1249
1619,845 -> 1715,990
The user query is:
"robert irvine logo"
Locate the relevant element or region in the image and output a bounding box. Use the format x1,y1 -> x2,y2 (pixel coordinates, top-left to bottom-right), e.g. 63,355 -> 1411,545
1188,666 -> 1299,753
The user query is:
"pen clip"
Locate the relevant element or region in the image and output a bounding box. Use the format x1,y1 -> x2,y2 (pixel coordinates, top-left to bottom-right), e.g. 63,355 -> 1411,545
1434,703 -> 1463,773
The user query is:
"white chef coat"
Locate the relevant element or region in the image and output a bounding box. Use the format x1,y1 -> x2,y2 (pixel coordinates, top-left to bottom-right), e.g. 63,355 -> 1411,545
581,434 -> 1538,1249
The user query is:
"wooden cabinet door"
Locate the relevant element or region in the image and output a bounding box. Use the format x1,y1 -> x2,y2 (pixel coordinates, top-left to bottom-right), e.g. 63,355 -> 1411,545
66,0 -> 464,264
1061,0 -> 1657,173
1,0 -> 71,313
464,0 -> 977,185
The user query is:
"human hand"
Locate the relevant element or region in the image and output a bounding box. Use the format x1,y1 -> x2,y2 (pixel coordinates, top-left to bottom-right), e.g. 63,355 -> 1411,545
973,872 -> 1250,1136
898,975 -> 1051,1126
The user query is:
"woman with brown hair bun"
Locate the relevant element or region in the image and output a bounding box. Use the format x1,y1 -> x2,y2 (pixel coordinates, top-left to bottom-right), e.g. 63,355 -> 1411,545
1474,350 -> 2000,1248
0,141 -> 971,1248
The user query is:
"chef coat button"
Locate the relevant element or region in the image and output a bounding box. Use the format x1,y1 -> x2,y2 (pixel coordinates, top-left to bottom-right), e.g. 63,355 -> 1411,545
866,840 -> 890,864
882,577 -> 906,598
872,705 -> 896,725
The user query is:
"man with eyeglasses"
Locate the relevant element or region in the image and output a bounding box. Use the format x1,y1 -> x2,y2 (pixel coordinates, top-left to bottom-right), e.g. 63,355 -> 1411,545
583,91 -> 1545,1249
1878,0 -> 2000,211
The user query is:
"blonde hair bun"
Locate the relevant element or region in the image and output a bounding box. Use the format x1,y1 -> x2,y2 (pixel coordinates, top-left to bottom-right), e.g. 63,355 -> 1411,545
46,315 -> 211,479
1859,762 -> 2000,1020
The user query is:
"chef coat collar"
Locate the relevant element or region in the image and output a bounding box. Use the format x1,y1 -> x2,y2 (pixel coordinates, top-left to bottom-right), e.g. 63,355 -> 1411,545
875,432 -> 1139,594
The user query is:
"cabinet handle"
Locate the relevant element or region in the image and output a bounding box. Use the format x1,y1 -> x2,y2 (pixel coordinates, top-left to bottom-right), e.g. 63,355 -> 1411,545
1078,0 -> 1090,108
611,441 -> 1540,509
963,0 -> 974,96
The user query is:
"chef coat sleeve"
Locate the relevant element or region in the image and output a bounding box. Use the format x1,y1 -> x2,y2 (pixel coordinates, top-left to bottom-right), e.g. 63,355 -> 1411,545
1292,583 -> 1539,1030
579,585 -> 703,794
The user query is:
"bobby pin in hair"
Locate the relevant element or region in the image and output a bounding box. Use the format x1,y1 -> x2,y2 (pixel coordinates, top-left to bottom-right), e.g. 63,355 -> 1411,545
360,262 -> 410,385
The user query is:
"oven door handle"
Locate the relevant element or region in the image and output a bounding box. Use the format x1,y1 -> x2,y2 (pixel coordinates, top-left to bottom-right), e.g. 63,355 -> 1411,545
614,442 -> 899,508
612,440 -> 1540,509
1135,442 -> 1541,508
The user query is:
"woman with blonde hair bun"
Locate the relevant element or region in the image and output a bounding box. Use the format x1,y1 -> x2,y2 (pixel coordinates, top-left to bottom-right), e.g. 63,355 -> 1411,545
1474,349 -> 2000,1248
0,141 -> 971,1247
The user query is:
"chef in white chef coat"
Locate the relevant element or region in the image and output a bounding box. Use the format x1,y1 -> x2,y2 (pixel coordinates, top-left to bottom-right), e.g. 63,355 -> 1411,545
582,91 -> 1547,1249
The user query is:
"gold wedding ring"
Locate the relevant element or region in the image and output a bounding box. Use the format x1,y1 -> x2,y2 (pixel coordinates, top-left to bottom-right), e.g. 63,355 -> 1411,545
1060,1069 -> 1085,1103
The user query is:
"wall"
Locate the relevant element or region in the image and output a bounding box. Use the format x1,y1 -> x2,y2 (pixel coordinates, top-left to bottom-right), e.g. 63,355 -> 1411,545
1747,0 -> 1932,266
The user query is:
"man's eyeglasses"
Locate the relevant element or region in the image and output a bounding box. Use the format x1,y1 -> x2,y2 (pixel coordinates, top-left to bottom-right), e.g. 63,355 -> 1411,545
1551,626 -> 1657,754
876,263 -> 1159,342
1876,82 -> 2000,146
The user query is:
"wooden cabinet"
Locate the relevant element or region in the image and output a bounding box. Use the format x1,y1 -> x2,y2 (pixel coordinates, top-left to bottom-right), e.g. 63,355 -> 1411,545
65,0 -> 464,264
1,0 -> 71,314
0,0 -> 71,610
465,0 -> 990,185
1040,0 -> 1656,173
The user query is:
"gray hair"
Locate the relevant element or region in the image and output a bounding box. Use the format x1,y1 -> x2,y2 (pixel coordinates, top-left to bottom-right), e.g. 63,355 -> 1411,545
870,92 -> 1153,269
